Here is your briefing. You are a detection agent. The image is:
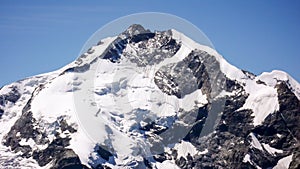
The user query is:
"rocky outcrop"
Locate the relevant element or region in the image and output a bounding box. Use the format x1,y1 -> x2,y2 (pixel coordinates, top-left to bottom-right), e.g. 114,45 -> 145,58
0,86 -> 21,118
4,87 -> 83,168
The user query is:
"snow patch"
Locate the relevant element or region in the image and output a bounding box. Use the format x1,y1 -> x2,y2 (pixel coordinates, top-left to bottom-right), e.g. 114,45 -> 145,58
155,160 -> 180,169
273,154 -> 293,169
262,143 -> 283,155
198,149 -> 208,155
243,154 -> 251,163
174,141 -> 198,158
241,80 -> 279,126
250,133 -> 263,150
258,70 -> 300,100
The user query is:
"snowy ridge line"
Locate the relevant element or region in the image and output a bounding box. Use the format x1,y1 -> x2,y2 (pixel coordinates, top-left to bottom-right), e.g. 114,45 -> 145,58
257,70 -> 300,100
171,29 -> 247,82
172,29 -> 282,127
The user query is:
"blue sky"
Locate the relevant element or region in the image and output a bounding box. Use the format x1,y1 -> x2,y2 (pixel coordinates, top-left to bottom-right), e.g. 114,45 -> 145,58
0,0 -> 299,87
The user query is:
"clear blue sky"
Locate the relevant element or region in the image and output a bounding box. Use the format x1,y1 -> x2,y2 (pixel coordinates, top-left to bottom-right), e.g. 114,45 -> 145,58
1,0 -> 299,87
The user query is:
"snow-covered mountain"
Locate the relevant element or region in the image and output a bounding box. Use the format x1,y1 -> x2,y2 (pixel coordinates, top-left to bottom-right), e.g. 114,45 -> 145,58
0,24 -> 299,169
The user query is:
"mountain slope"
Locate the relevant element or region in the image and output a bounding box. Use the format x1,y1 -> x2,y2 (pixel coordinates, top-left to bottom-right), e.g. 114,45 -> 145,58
0,24 -> 299,169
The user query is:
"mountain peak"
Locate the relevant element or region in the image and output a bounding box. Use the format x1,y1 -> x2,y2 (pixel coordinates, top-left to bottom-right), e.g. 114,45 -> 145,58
0,25 -> 299,169
120,24 -> 151,38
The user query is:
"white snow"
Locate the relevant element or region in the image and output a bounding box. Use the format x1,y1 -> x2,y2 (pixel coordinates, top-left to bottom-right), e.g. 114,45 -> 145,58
262,143 -> 283,155
250,133 -> 263,150
273,154 -> 293,169
155,160 -> 180,169
19,138 -> 35,147
243,154 -> 251,163
174,141 -> 198,158
258,70 -> 300,100
179,89 -> 207,111
198,149 -> 208,155
241,81 -> 279,126
27,37 -> 118,167
68,128 -> 96,166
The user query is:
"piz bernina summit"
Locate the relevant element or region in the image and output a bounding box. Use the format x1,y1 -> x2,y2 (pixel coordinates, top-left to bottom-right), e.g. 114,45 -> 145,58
0,25 -> 299,169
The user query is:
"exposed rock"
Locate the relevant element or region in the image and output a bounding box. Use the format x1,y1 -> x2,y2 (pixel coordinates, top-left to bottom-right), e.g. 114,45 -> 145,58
276,82 -> 300,140
242,69 -> 256,80
0,108 -> 3,118
120,24 -> 151,38
0,86 -> 21,106
95,144 -> 113,161
4,87 -> 81,168
51,149 -> 89,169
63,63 -> 91,74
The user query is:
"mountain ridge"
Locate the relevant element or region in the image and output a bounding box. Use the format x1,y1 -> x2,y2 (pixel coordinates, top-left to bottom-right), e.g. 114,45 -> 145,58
0,24 -> 299,169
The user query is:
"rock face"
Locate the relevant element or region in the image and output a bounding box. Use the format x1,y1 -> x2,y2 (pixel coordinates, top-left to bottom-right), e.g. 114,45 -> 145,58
0,25 -> 299,169
3,86 -> 82,168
